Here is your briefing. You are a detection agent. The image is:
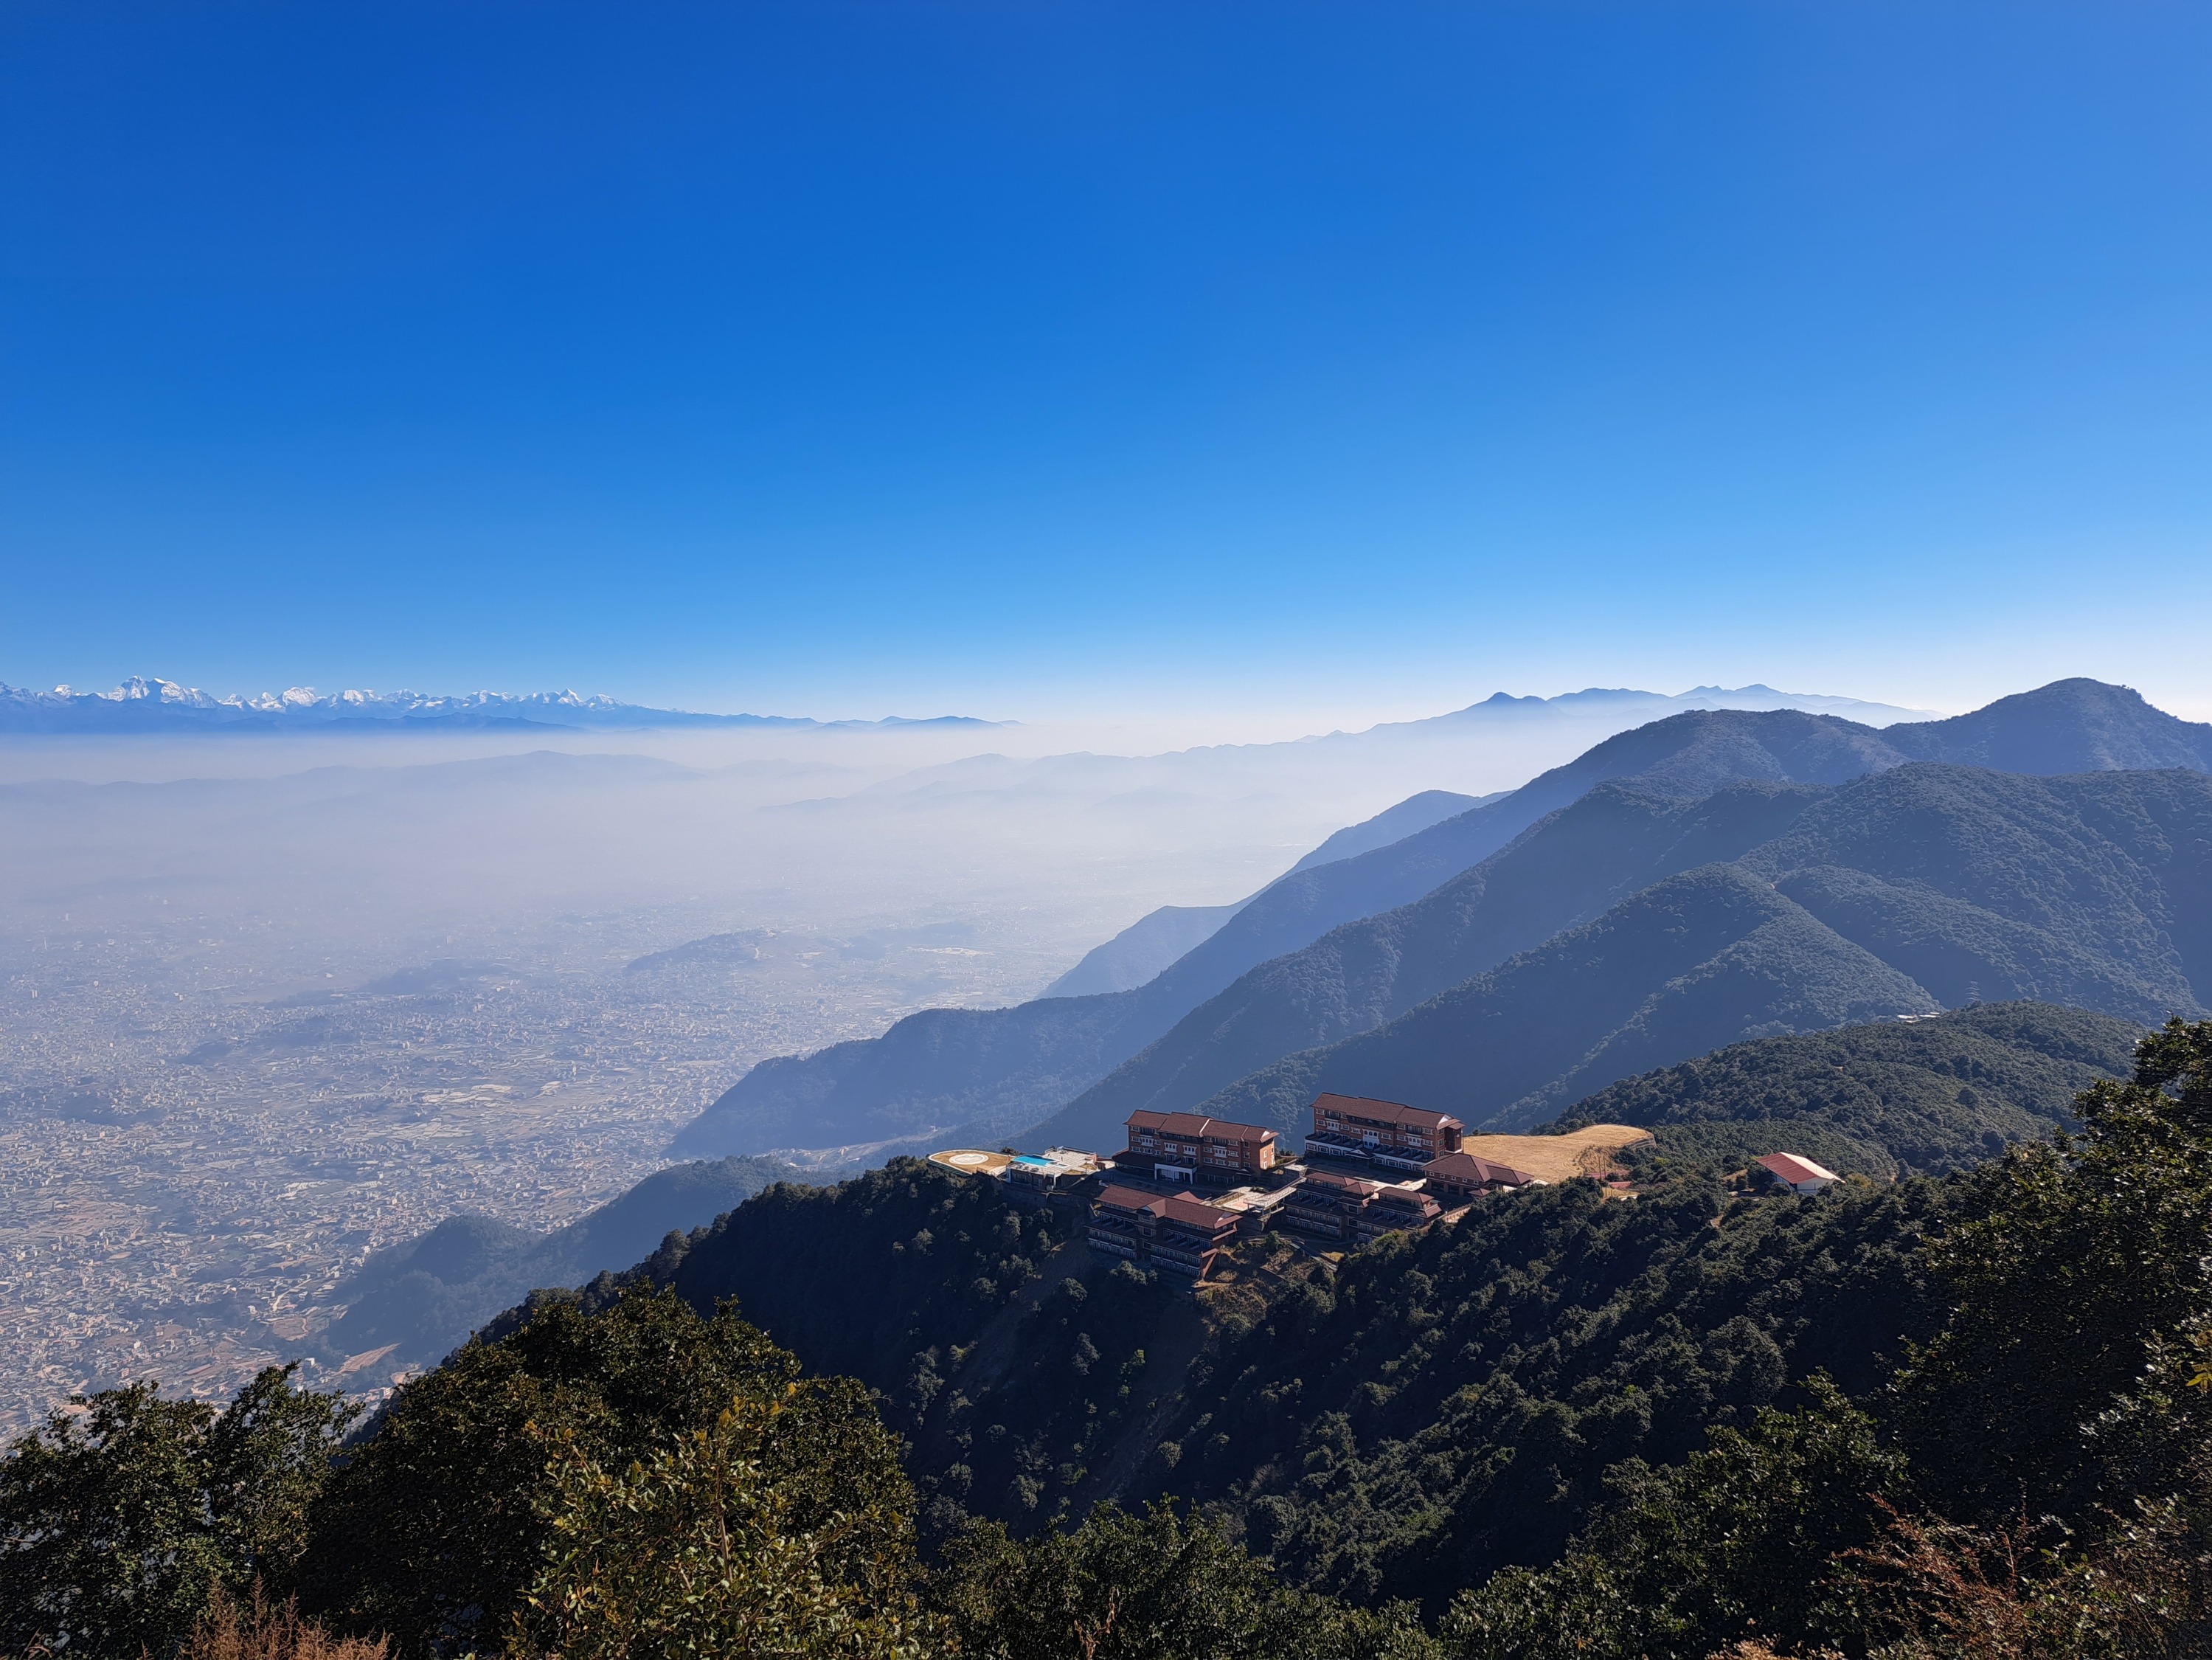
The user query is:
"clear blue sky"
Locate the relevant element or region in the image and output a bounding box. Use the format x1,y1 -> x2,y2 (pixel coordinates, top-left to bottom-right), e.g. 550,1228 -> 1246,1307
3,2 -> 2209,724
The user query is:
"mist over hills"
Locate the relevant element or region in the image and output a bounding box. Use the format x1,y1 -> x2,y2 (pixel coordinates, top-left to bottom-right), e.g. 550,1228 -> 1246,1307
676,679 -> 2212,1159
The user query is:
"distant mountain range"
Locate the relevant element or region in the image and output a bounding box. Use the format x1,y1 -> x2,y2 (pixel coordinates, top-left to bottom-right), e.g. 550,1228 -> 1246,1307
0,676 -> 1002,733
0,674 -> 1934,737
674,678 -> 2212,1160
1370,682 -> 1939,731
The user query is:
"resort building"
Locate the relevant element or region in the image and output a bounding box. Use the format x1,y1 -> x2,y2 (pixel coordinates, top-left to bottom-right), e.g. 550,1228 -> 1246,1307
1116,1110 -> 1279,1184
1355,1183 -> 1442,1244
1303,1093 -> 1465,1172
1086,1183 -> 1243,1279
1421,1150 -> 1537,1204
1277,1167 -> 1440,1245
1278,1168 -> 1383,1242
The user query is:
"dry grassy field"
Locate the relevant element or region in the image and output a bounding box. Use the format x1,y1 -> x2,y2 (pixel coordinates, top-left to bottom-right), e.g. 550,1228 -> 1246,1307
1460,1124 -> 1654,1183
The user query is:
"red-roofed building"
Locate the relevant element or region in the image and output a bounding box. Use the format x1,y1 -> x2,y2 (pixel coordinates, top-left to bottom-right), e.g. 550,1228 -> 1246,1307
1755,1152 -> 1841,1195
1084,1183 -> 1241,1279
1279,1167 -> 1382,1241
1305,1093 -> 1464,1172
1278,1168 -> 1441,1245
1150,1192 -> 1243,1277
1421,1150 -> 1537,1204
1117,1110 -> 1278,1184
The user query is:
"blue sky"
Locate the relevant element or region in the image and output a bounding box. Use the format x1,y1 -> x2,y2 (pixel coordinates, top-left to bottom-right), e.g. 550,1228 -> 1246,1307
3,2 -> 2209,725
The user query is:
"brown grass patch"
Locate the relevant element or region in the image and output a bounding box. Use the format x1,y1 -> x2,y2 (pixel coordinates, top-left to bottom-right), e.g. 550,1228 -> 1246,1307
1460,1124 -> 1654,1183
187,1586 -> 388,1660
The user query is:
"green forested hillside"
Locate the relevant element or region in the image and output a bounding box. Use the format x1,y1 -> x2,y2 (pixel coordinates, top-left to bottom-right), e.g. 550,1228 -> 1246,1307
1187,861 -> 1936,1135
1118,764 -> 2211,1147
652,1161 -> 1072,1424
10,1020 -> 2212,1660
1131,1175 -> 1947,1608
1027,782 -> 1828,1151
1565,1000 -> 2141,1176
675,682 -> 2211,1162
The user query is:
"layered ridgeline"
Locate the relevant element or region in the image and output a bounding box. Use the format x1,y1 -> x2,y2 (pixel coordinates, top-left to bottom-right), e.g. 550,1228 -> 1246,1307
494,1004 -> 2146,1617
1040,790 -> 1496,997
1024,758 -> 2212,1150
676,678 -> 2212,1160
312,1002 -> 2138,1379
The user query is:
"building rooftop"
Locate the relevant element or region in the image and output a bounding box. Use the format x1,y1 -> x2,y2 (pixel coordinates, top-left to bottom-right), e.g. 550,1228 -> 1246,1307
1096,1183 -> 1167,1214
1311,1092 -> 1464,1132
1157,1192 -> 1241,1229
1299,1168 -> 1384,1197
1127,1109 -> 1277,1145
1756,1152 -> 1842,1186
1425,1150 -> 1536,1187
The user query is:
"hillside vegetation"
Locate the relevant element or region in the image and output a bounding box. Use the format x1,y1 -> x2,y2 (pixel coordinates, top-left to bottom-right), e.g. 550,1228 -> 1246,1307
1587,1000 -> 2141,1176
7,1017 -> 2210,1659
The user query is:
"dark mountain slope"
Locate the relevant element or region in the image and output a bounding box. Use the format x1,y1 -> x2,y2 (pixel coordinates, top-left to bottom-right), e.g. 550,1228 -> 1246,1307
319,1154 -> 805,1365
1750,764 -> 2212,1012
471,1015 -> 2153,1614
1079,766 -> 2212,1148
1025,783 -> 1828,1144
668,986 -> 1177,1156
1882,677 -> 2212,773
1566,1000 -> 2141,1177
1136,1176 -> 1949,1609
1137,709 -> 1905,1014
1171,864 -> 1935,1142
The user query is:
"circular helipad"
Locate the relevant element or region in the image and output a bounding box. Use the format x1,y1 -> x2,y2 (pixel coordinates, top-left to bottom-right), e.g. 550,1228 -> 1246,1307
928,1148 -> 1016,1177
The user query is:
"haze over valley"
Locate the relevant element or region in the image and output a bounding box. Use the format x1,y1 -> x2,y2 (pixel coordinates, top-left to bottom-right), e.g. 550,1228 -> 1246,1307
0,676 -> 1946,1429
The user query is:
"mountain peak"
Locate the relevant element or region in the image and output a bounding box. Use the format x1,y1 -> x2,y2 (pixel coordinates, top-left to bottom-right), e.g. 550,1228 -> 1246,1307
1889,678 -> 2212,774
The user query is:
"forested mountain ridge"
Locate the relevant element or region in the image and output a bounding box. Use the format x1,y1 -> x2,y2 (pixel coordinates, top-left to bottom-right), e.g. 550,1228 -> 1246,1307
1880,675 -> 2212,772
562,1010 -> 2126,1537
13,1015 -> 2208,1660
1025,781 -> 1831,1146
1566,1000 -> 2141,1177
676,679 -> 2211,1161
672,708 -> 1902,1160
1133,1173 -> 1950,1608
1033,764 -> 2212,1151
313,1153 -> 808,1367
